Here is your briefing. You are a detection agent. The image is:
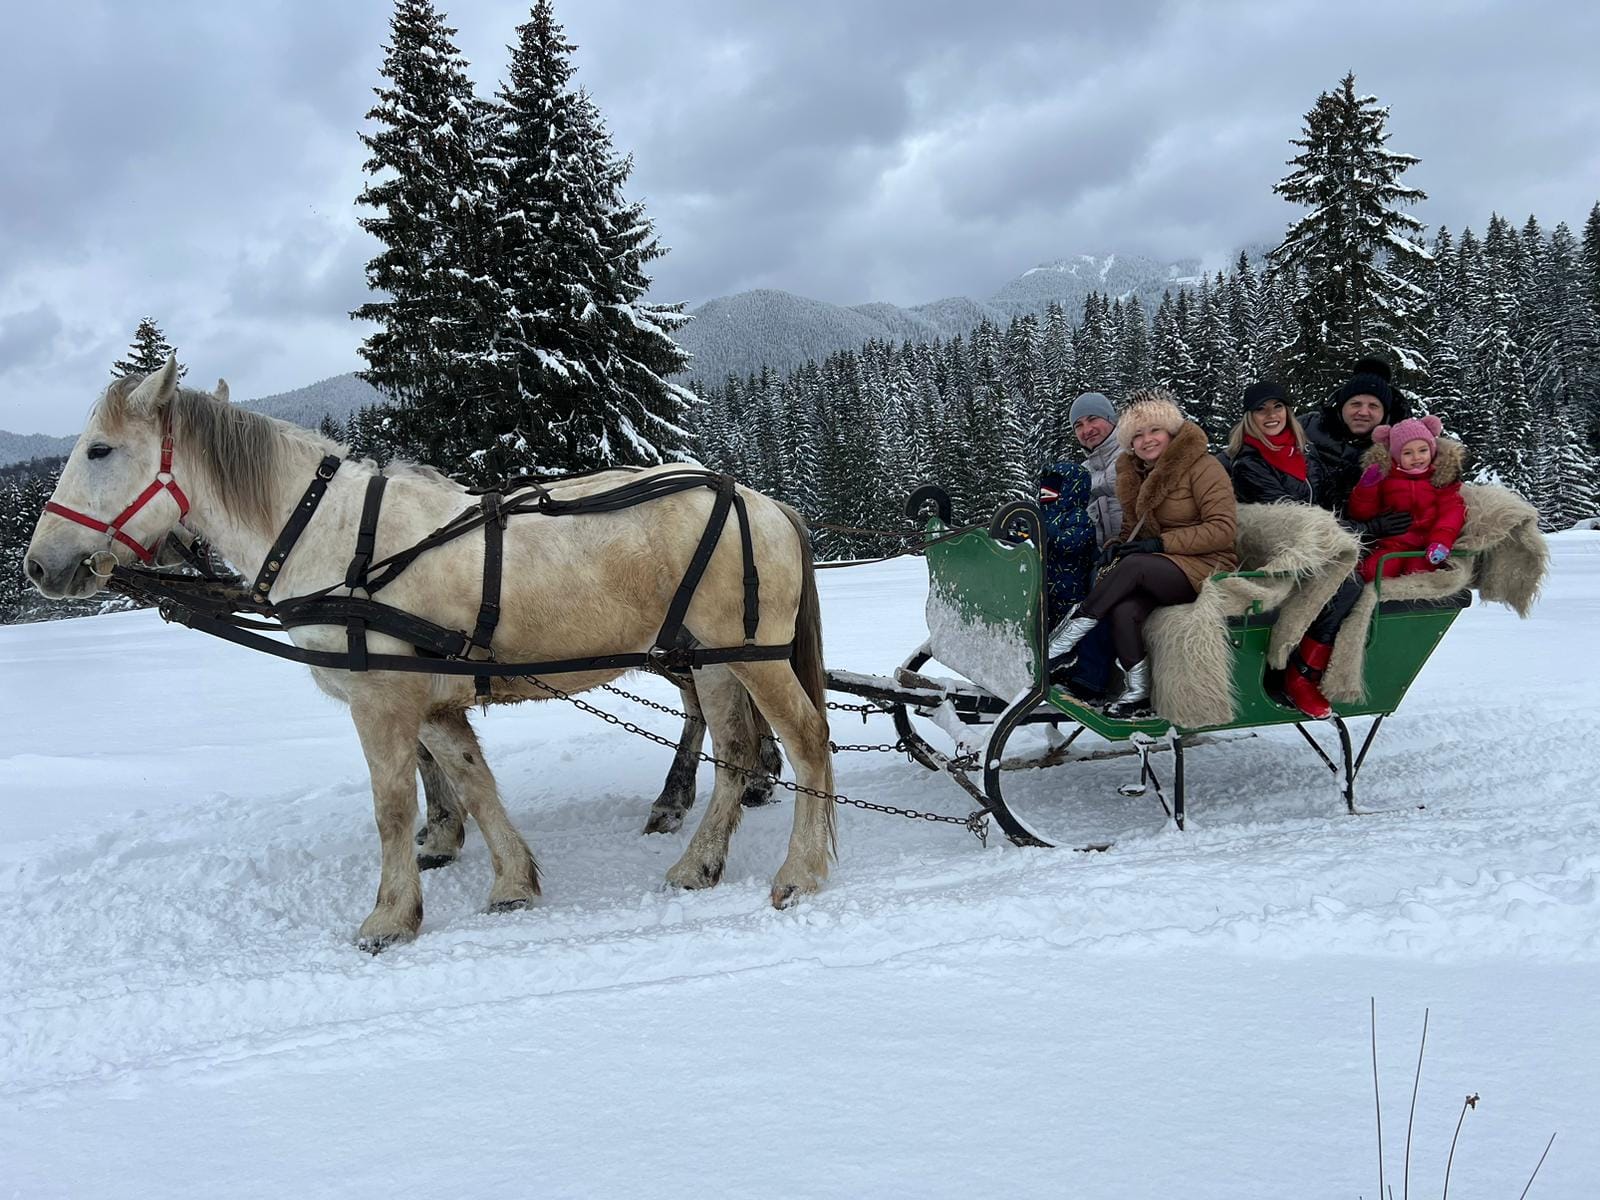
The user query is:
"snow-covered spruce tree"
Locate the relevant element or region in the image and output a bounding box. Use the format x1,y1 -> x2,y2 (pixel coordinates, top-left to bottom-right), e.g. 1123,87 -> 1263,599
112,317 -> 186,379
1582,201 -> 1600,452
1117,295 -> 1151,405
1530,222 -> 1600,524
1467,216 -> 1535,493
1039,302 -> 1078,458
1423,227 -> 1471,438
353,0 -> 498,466
1074,293 -> 1118,399
1189,276 -> 1237,444
484,2 -> 691,481
1226,254 -> 1262,386
1151,291 -> 1198,403
1269,73 -> 1431,402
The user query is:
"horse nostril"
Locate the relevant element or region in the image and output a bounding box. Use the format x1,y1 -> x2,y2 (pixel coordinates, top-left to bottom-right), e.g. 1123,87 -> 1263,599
24,556 -> 45,582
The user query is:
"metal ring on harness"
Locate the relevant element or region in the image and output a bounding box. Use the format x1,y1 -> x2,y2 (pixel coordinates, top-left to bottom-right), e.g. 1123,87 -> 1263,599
87,550 -> 118,578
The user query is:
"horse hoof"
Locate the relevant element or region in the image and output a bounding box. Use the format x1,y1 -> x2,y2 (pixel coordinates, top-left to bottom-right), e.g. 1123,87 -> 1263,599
666,859 -> 724,890
487,897 -> 530,914
417,852 -> 457,871
356,929 -> 416,955
770,883 -> 800,909
643,809 -> 685,836
739,786 -> 779,809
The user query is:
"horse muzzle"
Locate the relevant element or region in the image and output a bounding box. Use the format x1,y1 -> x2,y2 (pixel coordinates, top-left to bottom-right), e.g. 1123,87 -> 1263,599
23,550 -> 106,600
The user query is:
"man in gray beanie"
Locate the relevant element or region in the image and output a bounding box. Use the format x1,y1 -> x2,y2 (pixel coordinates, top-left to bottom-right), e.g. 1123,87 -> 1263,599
1067,392 -> 1123,547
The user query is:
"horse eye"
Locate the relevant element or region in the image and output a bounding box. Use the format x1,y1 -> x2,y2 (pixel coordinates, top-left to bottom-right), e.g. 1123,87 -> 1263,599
87,444 -> 113,460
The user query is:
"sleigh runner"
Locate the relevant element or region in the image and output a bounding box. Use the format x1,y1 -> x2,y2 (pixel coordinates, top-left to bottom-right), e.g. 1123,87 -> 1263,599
823,482 -> 1545,846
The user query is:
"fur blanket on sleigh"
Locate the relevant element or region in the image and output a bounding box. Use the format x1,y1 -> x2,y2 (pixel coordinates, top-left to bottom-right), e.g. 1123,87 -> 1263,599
1144,485 -> 1546,729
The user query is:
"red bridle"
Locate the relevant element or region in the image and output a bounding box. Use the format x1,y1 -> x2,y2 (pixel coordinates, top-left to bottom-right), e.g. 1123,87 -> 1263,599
44,417 -> 191,566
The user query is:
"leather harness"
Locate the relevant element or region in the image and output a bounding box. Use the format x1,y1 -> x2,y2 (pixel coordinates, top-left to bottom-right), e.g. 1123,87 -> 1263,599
109,458 -> 791,695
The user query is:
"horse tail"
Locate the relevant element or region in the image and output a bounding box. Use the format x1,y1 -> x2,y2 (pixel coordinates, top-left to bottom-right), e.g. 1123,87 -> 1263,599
777,500 -> 836,855
777,500 -> 827,713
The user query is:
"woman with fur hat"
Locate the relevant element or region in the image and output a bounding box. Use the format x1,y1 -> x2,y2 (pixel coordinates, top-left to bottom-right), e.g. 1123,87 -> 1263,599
1227,380 -> 1322,505
1046,389 -> 1238,718
1349,414 -> 1466,581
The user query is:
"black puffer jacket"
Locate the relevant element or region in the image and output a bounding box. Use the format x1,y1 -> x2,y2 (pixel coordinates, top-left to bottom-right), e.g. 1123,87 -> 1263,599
1303,409 -> 1370,515
1305,371 -> 1411,513
1228,439 -> 1323,507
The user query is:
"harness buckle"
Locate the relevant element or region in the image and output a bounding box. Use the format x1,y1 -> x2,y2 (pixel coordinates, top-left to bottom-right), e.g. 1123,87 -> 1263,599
316,461 -> 338,482
648,644 -> 695,672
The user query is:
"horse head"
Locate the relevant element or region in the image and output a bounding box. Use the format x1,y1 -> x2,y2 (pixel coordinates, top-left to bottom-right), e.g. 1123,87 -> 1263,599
24,356 -> 214,598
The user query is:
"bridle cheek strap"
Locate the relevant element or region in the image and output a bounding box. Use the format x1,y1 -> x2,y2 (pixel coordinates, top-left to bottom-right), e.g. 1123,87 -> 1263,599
43,431 -> 190,565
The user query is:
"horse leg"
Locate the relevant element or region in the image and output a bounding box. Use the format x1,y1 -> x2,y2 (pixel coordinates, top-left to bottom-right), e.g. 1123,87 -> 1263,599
643,680 -> 707,835
740,710 -> 783,808
728,659 -> 837,909
419,708 -> 540,912
348,687 -> 430,952
416,740 -> 468,869
665,665 -> 760,890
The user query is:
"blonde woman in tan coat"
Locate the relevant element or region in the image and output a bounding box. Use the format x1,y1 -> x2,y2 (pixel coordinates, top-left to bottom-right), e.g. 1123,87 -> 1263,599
1046,389 -> 1238,717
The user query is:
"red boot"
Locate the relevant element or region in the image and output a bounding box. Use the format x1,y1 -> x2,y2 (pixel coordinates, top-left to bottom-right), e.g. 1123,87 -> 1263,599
1283,637 -> 1333,720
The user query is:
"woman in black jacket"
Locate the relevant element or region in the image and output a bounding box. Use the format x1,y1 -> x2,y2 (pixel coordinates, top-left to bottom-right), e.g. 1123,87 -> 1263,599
1227,379 -> 1359,721
1226,380 -> 1321,505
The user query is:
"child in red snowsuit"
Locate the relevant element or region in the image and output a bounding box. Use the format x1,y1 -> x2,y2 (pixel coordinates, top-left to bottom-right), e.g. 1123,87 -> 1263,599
1348,415 -> 1467,582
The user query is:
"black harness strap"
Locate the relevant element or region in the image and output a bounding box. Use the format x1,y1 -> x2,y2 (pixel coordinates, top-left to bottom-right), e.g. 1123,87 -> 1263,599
653,474 -> 735,660
471,492 -> 506,701
729,491 -> 761,644
154,600 -> 791,679
342,473 -> 388,672
344,475 -> 388,591
250,455 -> 341,602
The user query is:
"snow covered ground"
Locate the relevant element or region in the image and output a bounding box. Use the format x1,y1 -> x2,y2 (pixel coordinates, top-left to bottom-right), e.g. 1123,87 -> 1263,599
3,536 -> 1598,1199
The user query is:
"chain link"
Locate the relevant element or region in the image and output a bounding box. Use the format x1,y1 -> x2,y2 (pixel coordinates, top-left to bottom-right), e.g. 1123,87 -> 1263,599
526,673 -> 987,843
601,679 -> 912,759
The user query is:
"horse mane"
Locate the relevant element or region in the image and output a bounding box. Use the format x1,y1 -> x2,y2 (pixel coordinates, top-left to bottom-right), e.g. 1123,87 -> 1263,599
165,385 -> 345,533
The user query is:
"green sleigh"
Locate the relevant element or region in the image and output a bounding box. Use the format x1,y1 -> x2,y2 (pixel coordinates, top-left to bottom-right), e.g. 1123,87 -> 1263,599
825,486 -> 1483,847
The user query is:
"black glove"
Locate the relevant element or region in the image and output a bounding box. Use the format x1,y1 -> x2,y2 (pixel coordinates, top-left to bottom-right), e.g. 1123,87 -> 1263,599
1359,512 -> 1413,539
1114,537 -> 1164,558
1094,544 -> 1119,570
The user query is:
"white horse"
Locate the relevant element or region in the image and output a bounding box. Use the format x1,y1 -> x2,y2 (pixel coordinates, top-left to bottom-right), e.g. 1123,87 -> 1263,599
25,359 -> 836,951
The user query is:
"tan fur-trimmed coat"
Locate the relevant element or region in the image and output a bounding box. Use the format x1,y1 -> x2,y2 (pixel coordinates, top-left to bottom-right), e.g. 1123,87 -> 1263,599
1115,421 -> 1239,591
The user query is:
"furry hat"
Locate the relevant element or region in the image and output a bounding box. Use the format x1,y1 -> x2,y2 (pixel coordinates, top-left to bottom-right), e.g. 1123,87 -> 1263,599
1374,414 -> 1443,460
1116,388 -> 1185,449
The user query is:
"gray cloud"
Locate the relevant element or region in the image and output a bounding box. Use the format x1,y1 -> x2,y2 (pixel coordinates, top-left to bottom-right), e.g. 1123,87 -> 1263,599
2,0 -> 1596,434
0,305 -> 65,373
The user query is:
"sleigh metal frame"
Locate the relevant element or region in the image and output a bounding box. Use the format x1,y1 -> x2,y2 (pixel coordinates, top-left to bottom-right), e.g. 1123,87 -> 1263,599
825,486 -> 1474,846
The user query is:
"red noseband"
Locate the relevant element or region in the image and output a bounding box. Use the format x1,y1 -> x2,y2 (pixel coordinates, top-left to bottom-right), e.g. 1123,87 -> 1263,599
43,421 -> 191,565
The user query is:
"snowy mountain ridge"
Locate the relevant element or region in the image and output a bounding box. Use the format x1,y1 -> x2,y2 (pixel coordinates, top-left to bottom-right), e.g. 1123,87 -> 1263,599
0,374 -> 387,466
676,250 -> 1204,386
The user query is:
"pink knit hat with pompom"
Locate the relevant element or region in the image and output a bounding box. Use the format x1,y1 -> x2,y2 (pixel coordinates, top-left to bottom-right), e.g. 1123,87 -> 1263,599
1373,414 -> 1444,457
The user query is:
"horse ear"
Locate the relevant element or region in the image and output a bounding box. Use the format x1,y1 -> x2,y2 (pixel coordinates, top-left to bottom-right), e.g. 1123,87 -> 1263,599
126,355 -> 179,415
214,378 -> 230,403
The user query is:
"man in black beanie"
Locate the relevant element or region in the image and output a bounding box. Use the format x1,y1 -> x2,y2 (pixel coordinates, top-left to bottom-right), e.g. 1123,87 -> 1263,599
1302,355 -> 1414,541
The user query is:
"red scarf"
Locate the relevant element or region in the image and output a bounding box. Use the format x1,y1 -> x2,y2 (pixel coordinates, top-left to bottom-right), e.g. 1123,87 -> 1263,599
1244,429 -> 1307,481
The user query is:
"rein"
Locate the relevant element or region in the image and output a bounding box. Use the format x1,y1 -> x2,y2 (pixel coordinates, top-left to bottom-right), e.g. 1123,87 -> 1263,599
44,414 -> 191,567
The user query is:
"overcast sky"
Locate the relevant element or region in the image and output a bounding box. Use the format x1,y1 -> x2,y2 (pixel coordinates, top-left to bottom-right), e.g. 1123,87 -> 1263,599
2,0 -> 1596,435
